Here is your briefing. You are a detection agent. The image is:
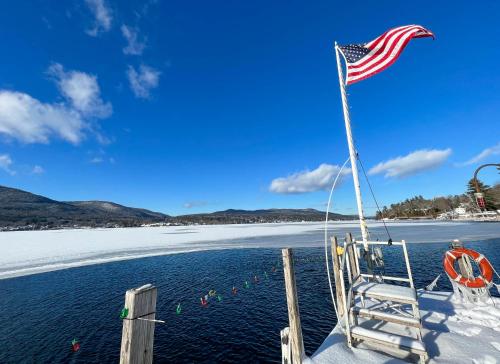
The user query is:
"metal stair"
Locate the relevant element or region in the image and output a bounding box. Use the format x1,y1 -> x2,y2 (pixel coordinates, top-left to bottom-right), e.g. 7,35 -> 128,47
351,326 -> 427,357
334,237 -> 428,364
352,281 -> 417,304
351,306 -> 421,327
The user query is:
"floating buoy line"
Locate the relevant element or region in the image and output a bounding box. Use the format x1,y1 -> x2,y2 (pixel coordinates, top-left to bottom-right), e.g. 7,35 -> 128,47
114,257 -> 329,330
69,256 -> 329,353
118,264 -> 283,327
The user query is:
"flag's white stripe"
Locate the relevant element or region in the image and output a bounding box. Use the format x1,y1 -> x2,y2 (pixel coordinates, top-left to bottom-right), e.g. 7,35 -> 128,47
364,25 -> 414,49
347,28 -> 422,82
350,26 -> 420,70
351,26 -> 415,66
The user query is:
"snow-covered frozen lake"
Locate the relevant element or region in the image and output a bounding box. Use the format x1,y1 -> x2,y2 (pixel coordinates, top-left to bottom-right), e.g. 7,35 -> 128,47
1,220 -> 499,279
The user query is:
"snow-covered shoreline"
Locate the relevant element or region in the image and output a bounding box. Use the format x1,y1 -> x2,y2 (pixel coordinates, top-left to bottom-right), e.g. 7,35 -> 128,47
1,220 -> 498,280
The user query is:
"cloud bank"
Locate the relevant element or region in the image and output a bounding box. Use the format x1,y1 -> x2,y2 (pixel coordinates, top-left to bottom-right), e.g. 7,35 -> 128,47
269,163 -> 351,194
369,148 -> 452,178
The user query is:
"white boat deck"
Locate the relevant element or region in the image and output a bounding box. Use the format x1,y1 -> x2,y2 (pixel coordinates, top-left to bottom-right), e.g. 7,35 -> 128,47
307,290 -> 500,363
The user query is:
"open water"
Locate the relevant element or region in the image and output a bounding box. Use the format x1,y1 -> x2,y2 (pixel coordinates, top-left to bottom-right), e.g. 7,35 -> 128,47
0,223 -> 499,363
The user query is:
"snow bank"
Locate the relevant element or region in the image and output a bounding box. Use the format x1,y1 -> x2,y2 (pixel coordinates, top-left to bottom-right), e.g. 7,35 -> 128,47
0,222 -> 321,279
308,290 -> 500,363
0,220 -> 497,280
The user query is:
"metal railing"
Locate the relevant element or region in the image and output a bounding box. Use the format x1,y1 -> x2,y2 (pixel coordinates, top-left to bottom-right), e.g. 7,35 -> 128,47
353,240 -> 415,288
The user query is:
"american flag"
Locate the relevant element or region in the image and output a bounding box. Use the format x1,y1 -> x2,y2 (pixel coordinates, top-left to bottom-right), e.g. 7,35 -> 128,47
338,25 -> 434,85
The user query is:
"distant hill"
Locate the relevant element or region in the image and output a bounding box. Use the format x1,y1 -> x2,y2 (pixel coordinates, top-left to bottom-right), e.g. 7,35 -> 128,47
0,186 -> 355,230
176,208 -> 356,225
0,186 -> 169,230
68,201 -> 167,220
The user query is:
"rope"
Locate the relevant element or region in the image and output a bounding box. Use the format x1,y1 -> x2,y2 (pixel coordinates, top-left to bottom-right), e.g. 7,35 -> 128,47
324,156 -> 350,321
425,274 -> 441,291
357,155 -> 392,243
485,256 -> 500,281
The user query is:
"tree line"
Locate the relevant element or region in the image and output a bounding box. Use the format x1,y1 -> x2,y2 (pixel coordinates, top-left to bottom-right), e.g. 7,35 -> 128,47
375,179 -> 500,220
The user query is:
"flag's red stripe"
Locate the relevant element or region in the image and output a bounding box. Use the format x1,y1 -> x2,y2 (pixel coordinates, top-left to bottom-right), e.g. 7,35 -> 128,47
346,34 -> 416,85
339,24 -> 434,85
346,29 -> 427,85
349,26 -> 419,70
347,27 -> 419,77
365,25 -> 413,50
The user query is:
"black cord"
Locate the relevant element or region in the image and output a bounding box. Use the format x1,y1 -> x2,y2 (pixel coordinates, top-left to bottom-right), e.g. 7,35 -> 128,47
357,153 -> 392,244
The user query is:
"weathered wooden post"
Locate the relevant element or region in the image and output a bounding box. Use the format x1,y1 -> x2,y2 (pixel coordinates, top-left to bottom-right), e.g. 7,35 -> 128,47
330,236 -> 345,318
282,248 -> 304,364
280,327 -> 291,364
345,233 -> 359,282
120,284 -> 158,364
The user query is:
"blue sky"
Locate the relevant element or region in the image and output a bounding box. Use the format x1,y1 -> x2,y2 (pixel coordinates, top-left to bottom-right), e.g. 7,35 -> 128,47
0,1 -> 499,216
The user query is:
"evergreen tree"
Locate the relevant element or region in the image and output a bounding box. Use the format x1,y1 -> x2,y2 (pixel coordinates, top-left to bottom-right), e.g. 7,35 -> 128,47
467,178 -> 497,211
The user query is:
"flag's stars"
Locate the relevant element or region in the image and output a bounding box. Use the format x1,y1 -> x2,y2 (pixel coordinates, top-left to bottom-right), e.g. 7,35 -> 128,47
339,44 -> 370,63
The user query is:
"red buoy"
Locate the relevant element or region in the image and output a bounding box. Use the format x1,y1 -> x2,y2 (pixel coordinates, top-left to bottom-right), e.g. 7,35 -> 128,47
71,339 -> 80,352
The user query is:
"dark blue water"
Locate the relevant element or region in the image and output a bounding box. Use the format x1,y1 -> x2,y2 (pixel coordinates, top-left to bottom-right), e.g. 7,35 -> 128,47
1,238 -> 499,363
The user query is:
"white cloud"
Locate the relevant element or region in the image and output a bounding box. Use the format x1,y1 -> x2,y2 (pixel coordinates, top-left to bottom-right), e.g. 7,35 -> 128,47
184,201 -> 208,208
32,165 -> 44,174
0,63 -> 111,144
90,156 -> 104,163
121,25 -> 146,55
47,63 -> 112,118
126,65 -> 160,99
458,142 -> 500,166
0,91 -> 85,144
269,163 -> 351,194
85,0 -> 112,36
369,148 -> 452,178
0,154 -> 15,175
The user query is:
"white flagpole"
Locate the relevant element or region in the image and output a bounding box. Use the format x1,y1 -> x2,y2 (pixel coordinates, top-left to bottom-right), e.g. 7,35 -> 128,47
334,42 -> 369,249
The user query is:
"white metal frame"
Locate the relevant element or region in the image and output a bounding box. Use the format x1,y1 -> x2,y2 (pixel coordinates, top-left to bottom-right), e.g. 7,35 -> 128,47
353,239 -> 415,288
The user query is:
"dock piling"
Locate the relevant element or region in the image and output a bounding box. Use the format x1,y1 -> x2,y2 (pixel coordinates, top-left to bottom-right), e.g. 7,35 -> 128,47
120,284 -> 157,364
282,248 -> 304,363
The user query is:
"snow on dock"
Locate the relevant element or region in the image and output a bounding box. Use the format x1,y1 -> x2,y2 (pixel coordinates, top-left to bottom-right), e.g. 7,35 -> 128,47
308,290 -> 500,364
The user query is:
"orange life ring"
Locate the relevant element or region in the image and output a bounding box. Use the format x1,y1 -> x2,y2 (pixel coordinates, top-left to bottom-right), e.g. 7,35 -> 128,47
443,248 -> 494,289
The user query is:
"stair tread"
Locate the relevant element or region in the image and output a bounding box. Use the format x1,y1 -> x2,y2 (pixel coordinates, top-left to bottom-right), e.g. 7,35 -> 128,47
352,307 -> 420,326
353,282 -> 417,303
351,326 -> 426,353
